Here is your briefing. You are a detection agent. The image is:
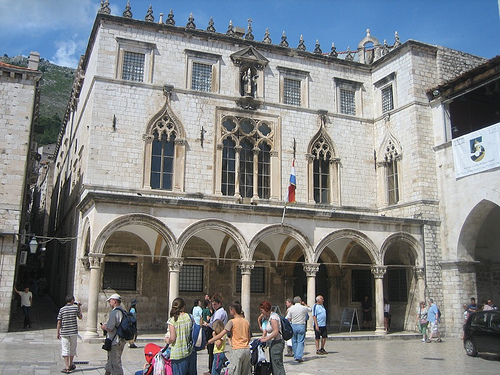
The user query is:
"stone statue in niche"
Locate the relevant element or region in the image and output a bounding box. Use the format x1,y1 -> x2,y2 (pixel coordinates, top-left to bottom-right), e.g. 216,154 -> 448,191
241,68 -> 257,97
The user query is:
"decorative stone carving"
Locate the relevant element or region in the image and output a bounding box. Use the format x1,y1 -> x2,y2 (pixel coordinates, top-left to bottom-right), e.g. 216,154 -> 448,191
186,13 -> 196,29
245,19 -> 254,41
371,265 -> 387,279
241,68 -> 258,97
297,35 -> 306,51
230,46 -> 269,71
329,43 -> 338,58
226,20 -> 235,36
145,5 -> 154,22
262,28 -> 272,44
279,31 -> 289,47
382,40 -> 390,56
207,17 -> 216,32
98,0 -> 111,15
165,10 -> 175,26
394,31 -> 401,48
314,40 -> 322,54
238,261 -> 255,275
88,254 -> 104,269
303,263 -> 320,276
345,47 -> 354,61
168,257 -> 184,272
122,1 -> 132,18
414,267 -> 425,280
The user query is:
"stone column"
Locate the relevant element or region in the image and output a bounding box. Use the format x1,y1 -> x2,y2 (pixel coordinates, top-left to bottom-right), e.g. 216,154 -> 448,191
304,263 -> 320,331
84,254 -> 104,340
371,265 -> 387,334
414,267 -> 426,303
239,261 -> 255,321
168,258 -> 183,309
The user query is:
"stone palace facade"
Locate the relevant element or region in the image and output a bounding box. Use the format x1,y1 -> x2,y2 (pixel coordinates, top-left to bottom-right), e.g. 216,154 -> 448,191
41,1 -> 498,338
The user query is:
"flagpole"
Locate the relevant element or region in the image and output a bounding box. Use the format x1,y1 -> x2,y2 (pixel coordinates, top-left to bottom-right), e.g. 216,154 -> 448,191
281,203 -> 287,224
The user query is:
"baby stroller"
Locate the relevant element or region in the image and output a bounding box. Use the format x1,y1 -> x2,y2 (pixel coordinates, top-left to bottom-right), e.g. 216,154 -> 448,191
250,338 -> 272,375
135,343 -> 172,375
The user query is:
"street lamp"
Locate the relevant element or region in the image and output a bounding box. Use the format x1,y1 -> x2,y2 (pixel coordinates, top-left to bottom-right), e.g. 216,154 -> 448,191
29,237 -> 38,254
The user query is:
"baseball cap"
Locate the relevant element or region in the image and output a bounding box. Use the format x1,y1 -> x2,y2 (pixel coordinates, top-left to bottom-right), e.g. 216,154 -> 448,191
107,293 -> 122,302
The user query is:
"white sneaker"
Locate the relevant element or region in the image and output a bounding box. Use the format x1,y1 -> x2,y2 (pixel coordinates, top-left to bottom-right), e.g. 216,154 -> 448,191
421,338 -> 426,342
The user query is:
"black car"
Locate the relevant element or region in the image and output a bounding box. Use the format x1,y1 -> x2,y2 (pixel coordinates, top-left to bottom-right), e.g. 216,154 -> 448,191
463,310 -> 500,356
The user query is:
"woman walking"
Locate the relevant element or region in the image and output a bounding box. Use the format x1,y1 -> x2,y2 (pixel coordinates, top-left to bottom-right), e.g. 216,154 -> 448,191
166,297 -> 197,375
416,301 -> 429,342
259,301 -> 285,375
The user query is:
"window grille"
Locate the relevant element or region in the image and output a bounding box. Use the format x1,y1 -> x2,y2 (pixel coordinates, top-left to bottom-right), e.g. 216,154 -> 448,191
192,62 -> 212,92
382,85 -> 394,113
387,268 -> 407,302
351,269 -> 372,302
340,88 -> 356,115
122,51 -> 145,82
258,143 -> 271,199
236,266 -> 265,293
284,78 -> 301,106
179,265 -> 203,292
387,160 -> 399,205
239,140 -> 254,198
222,138 -> 236,196
313,158 -> 330,203
103,262 -> 137,291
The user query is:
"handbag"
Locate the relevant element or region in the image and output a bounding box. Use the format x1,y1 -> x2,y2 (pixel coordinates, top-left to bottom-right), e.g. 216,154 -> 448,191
102,337 -> 112,351
419,318 -> 428,325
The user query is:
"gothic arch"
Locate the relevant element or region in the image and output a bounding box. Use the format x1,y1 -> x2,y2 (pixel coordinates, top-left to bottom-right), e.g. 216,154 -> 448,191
380,231 -> 422,267
143,98 -> 187,191
177,219 -> 248,259
80,217 -> 92,258
314,228 -> 380,264
377,128 -> 402,164
248,224 -> 314,263
93,213 -> 176,257
307,123 -> 340,205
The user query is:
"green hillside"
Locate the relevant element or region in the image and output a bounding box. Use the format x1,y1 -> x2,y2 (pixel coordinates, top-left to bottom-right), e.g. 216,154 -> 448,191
1,54 -> 74,145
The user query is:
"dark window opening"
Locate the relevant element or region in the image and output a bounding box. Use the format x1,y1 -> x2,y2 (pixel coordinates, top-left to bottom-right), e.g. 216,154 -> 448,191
103,262 -> 137,291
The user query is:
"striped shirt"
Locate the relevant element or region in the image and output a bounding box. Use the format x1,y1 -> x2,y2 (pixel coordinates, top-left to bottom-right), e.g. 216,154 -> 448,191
57,304 -> 81,336
167,313 -> 192,360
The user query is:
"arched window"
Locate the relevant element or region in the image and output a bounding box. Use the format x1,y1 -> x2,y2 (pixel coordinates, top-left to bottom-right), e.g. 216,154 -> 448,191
377,133 -> 402,206
217,115 -> 276,201
144,101 -> 186,191
308,131 -> 339,205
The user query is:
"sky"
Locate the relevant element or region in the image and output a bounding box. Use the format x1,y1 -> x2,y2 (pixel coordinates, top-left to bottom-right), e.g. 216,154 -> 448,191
0,0 -> 499,68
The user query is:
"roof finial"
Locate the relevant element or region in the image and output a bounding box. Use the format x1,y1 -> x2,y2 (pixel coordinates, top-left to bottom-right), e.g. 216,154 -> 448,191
245,18 -> 254,40
314,40 -> 322,54
279,31 -> 289,47
262,28 -> 272,44
207,17 -> 216,32
329,42 -> 338,58
186,12 -> 196,29
165,9 -> 175,26
145,5 -> 154,22
123,1 -> 132,18
98,0 -> 111,15
345,46 -> 354,61
226,20 -> 235,36
393,31 -> 401,48
297,35 -> 306,51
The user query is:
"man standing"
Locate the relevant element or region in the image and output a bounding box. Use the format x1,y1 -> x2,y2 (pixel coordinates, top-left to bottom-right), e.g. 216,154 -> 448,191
14,286 -> 33,329
284,298 -> 293,357
101,294 -> 126,375
467,297 -> 478,314
285,296 -> 311,363
312,295 -> 328,355
57,295 -> 82,373
203,293 -> 228,375
426,298 -> 442,343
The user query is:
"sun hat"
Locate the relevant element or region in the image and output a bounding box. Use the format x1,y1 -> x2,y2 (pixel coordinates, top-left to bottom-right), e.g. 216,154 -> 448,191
107,293 -> 122,302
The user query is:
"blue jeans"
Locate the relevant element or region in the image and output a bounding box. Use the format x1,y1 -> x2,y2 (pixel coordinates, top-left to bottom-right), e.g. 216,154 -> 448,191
211,352 -> 227,375
291,323 -> 306,360
171,351 -> 197,375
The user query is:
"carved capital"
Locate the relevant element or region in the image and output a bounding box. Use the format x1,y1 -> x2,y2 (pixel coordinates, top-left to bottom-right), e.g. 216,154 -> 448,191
88,254 -> 104,269
371,265 -> 387,279
270,151 -> 279,157
216,143 -> 224,150
168,257 -> 184,272
142,134 -> 154,142
174,138 -> 187,146
414,267 -> 425,280
303,263 -> 320,277
238,261 -> 255,275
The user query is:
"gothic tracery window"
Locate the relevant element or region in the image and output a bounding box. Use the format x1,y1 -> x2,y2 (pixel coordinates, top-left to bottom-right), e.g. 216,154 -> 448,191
312,136 -> 332,203
219,116 -> 274,199
384,139 -> 400,205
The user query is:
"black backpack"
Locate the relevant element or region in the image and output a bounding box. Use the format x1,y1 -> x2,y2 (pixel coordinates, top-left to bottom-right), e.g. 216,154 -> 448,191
279,315 -> 293,341
116,307 -> 137,340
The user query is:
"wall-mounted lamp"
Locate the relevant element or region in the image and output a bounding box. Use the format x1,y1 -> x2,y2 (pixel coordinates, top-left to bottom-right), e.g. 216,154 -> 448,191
29,237 -> 38,254
200,126 -> 206,148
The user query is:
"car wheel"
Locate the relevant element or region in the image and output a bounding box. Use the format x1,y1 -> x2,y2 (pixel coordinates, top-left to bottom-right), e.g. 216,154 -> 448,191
464,339 -> 478,357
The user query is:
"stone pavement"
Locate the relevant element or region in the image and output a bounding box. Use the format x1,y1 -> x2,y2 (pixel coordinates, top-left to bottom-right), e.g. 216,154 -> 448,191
2,295 -> 499,374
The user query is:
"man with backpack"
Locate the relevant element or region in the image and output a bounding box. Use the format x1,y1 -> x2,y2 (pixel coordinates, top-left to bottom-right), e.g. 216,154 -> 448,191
101,294 -> 126,375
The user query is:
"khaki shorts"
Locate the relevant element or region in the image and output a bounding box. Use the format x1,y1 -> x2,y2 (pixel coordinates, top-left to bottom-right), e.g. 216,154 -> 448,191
61,335 -> 77,357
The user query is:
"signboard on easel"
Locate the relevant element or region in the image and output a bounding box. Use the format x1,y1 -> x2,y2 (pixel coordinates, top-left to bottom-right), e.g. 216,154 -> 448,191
339,307 -> 360,332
